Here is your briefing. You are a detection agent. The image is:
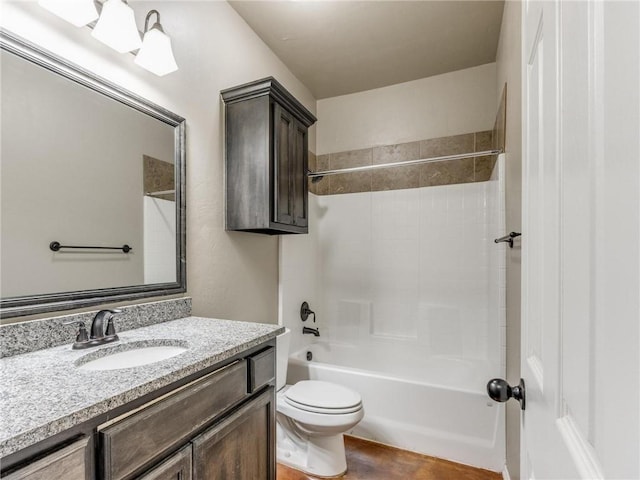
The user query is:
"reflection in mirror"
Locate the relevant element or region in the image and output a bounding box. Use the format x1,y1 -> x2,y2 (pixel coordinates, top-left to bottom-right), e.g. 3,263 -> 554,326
0,30 -> 186,318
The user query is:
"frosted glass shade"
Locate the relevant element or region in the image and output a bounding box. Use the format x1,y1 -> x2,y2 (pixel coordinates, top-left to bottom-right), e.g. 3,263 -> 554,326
91,0 -> 141,53
134,28 -> 178,76
38,0 -> 99,27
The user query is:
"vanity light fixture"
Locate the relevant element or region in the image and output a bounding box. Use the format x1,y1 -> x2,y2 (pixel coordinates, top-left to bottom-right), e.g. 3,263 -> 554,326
37,0 -> 178,76
134,10 -> 178,77
38,0 -> 99,27
91,0 -> 141,53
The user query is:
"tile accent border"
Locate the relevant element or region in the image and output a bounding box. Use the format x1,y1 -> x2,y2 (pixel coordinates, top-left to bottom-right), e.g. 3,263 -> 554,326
0,297 -> 192,358
144,155 -> 175,201
309,130 -> 497,195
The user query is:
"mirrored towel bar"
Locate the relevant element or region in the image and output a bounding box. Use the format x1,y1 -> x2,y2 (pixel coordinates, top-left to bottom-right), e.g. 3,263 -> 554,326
307,149 -> 502,180
49,241 -> 132,253
494,232 -> 521,248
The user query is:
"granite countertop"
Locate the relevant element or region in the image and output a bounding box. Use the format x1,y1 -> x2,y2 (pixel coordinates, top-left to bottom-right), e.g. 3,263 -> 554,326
0,317 -> 284,458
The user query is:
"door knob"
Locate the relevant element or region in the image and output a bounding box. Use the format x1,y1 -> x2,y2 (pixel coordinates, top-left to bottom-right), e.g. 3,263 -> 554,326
486,378 -> 526,410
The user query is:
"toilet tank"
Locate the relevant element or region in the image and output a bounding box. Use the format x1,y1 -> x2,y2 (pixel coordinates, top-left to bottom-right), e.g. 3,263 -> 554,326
276,328 -> 291,390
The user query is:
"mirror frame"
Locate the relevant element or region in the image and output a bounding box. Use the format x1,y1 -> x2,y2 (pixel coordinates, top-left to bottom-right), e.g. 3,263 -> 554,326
0,29 -> 186,318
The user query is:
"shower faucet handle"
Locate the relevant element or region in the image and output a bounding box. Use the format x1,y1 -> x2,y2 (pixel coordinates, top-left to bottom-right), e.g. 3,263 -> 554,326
300,302 -> 316,322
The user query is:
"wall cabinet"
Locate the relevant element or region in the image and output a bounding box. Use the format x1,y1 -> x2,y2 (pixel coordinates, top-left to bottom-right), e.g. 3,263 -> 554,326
221,77 -> 316,235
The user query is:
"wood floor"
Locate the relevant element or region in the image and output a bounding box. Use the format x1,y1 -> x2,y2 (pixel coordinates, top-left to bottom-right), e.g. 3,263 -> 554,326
277,436 -> 502,480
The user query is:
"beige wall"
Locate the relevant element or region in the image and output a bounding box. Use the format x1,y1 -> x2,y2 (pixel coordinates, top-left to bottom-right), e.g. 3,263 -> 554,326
495,1 -> 522,478
316,63 -> 497,154
0,1 -> 316,324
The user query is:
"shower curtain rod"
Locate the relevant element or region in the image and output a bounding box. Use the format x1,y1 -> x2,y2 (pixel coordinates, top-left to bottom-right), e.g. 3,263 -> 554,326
145,189 -> 176,196
307,149 -> 502,180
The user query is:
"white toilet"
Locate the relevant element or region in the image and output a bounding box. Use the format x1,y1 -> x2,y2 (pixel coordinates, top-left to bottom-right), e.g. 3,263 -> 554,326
276,328 -> 364,478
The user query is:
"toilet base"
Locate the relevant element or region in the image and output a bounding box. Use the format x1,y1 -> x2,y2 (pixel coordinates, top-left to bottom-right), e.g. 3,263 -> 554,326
277,415 -> 348,478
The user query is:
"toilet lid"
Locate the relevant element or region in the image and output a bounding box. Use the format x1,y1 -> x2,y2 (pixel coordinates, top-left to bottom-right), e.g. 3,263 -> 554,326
284,380 -> 362,412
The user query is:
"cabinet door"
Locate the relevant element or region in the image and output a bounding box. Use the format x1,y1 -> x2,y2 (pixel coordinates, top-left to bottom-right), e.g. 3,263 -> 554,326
136,445 -> 192,480
3,437 -> 88,480
192,388 -> 275,480
273,104 -> 294,226
291,119 -> 308,228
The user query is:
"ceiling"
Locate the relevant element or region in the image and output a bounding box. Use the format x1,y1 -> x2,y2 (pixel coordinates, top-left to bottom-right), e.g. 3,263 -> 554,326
229,1 -> 505,99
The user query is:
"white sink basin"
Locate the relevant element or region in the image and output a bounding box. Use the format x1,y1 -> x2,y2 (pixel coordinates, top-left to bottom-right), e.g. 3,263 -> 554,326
77,344 -> 187,371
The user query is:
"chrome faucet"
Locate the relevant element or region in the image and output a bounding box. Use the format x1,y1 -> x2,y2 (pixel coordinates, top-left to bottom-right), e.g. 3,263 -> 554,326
64,309 -> 121,349
303,326 -> 320,337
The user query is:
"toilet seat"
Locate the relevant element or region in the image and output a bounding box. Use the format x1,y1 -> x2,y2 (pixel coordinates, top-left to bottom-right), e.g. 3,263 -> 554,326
277,387 -> 364,431
284,380 -> 362,415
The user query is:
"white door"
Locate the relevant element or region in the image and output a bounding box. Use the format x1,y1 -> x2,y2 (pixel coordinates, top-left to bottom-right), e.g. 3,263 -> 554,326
521,0 -> 639,478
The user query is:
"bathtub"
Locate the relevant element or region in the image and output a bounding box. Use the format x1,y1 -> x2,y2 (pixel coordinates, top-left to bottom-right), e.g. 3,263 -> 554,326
286,342 -> 505,472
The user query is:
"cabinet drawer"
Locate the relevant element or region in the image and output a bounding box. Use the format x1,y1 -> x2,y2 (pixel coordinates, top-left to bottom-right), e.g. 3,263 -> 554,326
101,361 -> 248,480
4,437 -> 88,480
136,445 -> 192,480
247,347 -> 275,393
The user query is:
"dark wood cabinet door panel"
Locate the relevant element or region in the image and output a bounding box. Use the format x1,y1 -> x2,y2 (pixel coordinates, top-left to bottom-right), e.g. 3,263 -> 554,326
100,361 -> 248,480
274,104 -> 294,226
192,388 -> 275,480
224,96 -> 271,232
136,445 -> 192,480
3,437 -> 88,480
292,120 -> 308,228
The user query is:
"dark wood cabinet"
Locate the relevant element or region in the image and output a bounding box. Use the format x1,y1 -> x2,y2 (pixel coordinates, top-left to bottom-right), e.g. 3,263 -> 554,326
3,438 -> 88,480
100,362 -> 248,480
192,388 -> 275,480
136,445 -> 192,480
221,77 -> 316,235
99,349 -> 275,480
1,342 -> 277,480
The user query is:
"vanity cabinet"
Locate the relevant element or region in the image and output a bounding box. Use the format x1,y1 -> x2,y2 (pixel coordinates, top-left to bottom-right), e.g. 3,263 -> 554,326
221,77 -> 316,235
99,362 -> 248,480
1,344 -> 276,480
99,348 -> 276,480
3,438 -> 88,480
136,445 -> 192,480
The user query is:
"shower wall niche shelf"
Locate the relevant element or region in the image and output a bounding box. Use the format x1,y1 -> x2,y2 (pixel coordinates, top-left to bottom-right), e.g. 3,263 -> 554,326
221,77 -> 316,235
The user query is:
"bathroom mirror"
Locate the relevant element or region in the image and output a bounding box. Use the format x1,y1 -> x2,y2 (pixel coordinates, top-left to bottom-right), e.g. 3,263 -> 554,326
0,30 -> 186,319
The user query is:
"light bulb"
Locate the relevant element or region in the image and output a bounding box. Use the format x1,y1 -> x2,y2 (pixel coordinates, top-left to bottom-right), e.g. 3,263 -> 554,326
38,0 -> 99,27
91,0 -> 141,53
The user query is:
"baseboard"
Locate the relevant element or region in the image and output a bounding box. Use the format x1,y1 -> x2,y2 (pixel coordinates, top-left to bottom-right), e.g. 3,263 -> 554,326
502,465 -> 511,480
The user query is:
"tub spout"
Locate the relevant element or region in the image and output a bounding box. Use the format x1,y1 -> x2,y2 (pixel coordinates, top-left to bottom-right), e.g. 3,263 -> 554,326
303,326 -> 320,337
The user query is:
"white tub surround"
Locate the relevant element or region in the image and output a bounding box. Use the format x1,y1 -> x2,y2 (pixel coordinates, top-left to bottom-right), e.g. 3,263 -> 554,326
280,165 -> 506,471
